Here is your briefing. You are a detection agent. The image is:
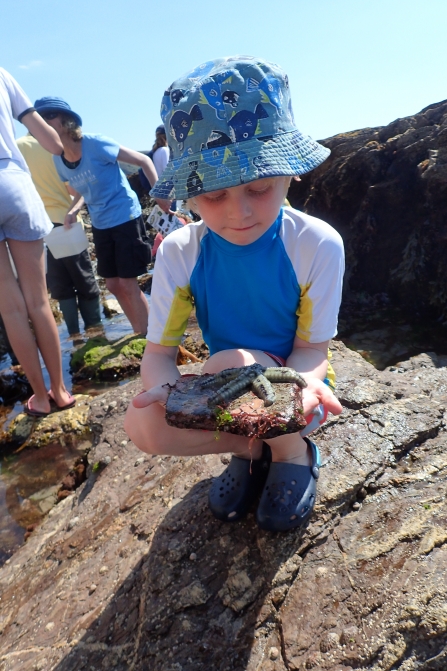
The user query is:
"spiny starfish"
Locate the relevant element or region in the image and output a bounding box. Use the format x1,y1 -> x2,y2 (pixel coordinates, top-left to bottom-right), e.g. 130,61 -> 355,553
201,363 -> 307,408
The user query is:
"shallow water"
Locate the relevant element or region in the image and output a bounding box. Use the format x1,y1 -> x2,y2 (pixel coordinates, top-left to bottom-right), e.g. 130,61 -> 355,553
0,292 -> 149,563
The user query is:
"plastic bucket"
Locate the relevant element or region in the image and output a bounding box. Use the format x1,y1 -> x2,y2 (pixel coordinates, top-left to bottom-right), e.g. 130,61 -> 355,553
44,221 -> 89,259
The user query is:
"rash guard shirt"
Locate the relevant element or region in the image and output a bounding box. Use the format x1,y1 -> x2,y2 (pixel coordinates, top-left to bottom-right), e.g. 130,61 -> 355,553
148,206 -> 344,370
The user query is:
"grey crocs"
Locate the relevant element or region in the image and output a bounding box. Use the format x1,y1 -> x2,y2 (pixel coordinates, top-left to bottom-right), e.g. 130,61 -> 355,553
208,443 -> 271,522
256,438 -> 321,532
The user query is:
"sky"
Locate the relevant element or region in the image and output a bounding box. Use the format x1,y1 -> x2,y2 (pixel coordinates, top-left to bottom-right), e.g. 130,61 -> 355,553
3,0 -> 447,151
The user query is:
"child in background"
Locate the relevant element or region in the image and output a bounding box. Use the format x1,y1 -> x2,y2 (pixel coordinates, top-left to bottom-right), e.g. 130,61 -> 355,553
17,132 -> 102,338
125,56 -> 344,532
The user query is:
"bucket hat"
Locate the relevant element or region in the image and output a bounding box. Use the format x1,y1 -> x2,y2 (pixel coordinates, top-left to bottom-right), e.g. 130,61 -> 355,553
34,97 -> 82,127
150,56 -> 330,201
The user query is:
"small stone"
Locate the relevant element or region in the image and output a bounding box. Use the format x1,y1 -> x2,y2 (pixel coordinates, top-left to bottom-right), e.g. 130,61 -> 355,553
124,474 -> 131,482
113,455 -> 118,461
320,631 -> 340,652
352,501 -> 361,510
99,566 -> 109,575
89,584 -> 97,594
108,401 -> 117,411
269,646 -> 279,660
134,457 -> 145,466
103,455 -> 112,465
121,440 -> 128,447
189,553 -> 197,561
67,517 -> 79,530
45,622 -> 55,631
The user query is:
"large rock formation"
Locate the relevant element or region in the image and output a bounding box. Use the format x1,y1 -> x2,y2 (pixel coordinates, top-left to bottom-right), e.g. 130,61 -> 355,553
288,100 -> 447,324
0,342 -> 446,670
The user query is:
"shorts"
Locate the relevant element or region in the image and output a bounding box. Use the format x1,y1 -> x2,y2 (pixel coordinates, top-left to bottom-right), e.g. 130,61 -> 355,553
46,224 -> 100,301
92,215 -> 151,279
0,160 -> 52,242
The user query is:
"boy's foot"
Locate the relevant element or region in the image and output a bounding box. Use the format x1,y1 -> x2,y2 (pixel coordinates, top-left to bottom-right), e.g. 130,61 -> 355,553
208,443 -> 271,522
256,438 -> 320,532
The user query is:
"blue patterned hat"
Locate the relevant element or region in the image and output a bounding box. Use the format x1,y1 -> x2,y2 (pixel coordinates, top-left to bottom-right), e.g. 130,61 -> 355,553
150,56 -> 330,201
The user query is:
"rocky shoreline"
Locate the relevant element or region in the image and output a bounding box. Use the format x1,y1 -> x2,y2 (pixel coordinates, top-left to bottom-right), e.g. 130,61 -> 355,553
0,341 -> 446,670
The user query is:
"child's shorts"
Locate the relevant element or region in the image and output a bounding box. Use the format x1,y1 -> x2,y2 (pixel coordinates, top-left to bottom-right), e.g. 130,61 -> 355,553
0,161 -> 52,242
92,215 -> 152,279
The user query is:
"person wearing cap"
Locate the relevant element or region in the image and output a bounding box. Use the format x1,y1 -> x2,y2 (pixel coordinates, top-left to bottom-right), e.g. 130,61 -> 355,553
0,68 -> 76,417
17,132 -> 102,338
124,56 -> 345,532
34,97 -> 172,336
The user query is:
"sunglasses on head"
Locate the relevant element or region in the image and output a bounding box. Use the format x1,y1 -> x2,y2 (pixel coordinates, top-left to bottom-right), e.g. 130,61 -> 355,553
42,111 -> 59,120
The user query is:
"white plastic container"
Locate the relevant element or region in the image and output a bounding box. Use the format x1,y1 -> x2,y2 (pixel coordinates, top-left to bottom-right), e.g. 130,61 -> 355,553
44,221 -> 89,259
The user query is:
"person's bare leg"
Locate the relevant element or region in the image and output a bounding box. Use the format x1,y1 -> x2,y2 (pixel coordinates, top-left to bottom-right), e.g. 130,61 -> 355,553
7,239 -> 72,409
106,276 -> 149,335
0,241 -> 50,413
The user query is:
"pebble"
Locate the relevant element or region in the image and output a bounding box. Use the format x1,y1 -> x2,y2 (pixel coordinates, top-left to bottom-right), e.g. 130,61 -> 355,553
67,517 -> 79,530
269,647 -> 279,660
45,622 -> 55,631
103,456 -> 112,465
99,566 -> 109,575
124,475 -> 131,482
134,457 -> 145,466
121,440 -> 128,447
108,401 -> 117,411
352,502 -> 361,510
89,584 -> 97,594
189,553 -> 197,561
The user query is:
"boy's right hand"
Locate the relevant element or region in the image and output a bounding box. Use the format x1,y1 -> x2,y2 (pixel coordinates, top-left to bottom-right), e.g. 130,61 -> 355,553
132,384 -> 169,408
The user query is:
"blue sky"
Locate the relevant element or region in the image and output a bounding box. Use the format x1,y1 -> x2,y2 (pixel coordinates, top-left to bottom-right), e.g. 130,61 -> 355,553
3,0 -> 447,151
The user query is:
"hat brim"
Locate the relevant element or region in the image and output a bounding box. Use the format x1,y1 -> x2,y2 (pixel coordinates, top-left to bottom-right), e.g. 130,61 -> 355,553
150,129 -> 330,201
36,105 -> 82,127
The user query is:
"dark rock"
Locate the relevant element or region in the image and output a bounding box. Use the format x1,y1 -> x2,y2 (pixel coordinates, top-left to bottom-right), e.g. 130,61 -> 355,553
0,342 -> 447,670
288,100 -> 447,324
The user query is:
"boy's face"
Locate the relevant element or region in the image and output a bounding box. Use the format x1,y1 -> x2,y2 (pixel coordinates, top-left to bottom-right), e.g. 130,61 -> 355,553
192,177 -> 290,245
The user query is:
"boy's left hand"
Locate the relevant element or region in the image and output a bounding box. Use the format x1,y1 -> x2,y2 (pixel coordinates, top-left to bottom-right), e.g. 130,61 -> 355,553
301,378 -> 342,417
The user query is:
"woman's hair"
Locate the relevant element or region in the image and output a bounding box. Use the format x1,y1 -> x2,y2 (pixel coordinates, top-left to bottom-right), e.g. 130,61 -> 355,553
60,112 -> 83,142
152,130 -> 167,153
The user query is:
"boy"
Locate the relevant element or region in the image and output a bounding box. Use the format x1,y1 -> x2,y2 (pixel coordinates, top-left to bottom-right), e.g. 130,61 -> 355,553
124,56 -> 344,532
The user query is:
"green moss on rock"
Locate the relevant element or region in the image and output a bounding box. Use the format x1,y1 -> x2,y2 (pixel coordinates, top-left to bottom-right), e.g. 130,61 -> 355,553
70,335 -> 147,381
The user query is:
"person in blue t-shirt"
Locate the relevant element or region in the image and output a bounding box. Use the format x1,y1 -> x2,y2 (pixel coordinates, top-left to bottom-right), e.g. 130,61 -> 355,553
124,57 -> 345,533
34,97 -> 171,336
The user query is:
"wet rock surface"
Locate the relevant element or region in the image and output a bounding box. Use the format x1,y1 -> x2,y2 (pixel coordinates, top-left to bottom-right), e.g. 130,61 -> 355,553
0,342 -> 446,670
288,99 -> 447,326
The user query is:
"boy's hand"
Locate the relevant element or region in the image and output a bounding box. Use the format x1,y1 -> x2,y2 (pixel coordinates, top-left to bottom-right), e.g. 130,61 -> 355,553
301,377 -> 342,417
132,384 -> 170,408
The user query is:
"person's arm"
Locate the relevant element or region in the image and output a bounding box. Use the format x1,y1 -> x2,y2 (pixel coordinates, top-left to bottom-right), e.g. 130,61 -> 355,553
131,341 -> 179,408
117,146 -> 172,213
63,185 -> 84,228
21,111 -> 63,155
286,337 -> 342,417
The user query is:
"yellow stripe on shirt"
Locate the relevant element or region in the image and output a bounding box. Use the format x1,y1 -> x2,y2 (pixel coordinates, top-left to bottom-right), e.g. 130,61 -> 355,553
296,282 -> 313,342
159,285 -> 194,347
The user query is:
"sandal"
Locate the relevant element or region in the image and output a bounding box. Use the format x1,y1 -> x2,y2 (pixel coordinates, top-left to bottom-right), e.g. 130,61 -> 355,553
256,438 -> 321,532
48,389 -> 76,411
208,443 -> 271,522
24,395 -> 50,418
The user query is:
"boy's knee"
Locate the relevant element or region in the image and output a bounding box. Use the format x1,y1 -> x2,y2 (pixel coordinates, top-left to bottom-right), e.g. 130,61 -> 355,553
203,349 -> 254,374
124,404 -> 164,455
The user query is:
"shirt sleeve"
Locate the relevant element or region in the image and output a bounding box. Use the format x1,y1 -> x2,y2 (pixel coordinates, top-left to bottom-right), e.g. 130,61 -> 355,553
1,68 -> 32,121
153,146 -> 169,177
282,209 -> 345,343
94,135 -> 120,163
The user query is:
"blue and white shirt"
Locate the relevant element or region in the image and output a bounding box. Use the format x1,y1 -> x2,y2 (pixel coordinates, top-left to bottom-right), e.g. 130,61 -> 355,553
148,206 -> 344,363
53,134 -> 141,229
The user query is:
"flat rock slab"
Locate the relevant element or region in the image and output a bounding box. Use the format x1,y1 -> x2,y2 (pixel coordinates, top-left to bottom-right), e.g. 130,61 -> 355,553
0,344 -> 447,670
166,373 -> 306,438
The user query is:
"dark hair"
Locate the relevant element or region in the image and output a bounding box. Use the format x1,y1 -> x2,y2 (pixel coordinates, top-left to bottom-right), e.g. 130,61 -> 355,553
152,129 -> 167,153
